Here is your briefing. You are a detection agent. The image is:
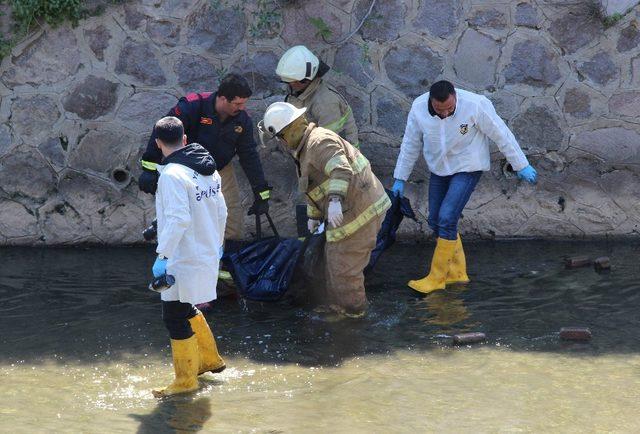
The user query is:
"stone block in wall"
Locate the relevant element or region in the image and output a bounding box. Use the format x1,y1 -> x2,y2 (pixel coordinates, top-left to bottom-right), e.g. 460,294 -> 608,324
69,129 -> 134,177
232,52 -> 280,97
559,81 -> 609,125
84,24 -> 111,61
124,3 -> 147,29
1,27 -> 81,87
572,126 -> 640,165
373,87 -> 410,138
63,75 -> 120,120
383,41 -> 443,99
511,105 -> 563,151
617,23 -> 640,52
186,6 -> 246,55
37,137 -> 66,171
336,85 -> 368,128
10,95 -> 61,144
503,39 -> 561,88
92,202 -> 146,244
514,2 -> 540,29
600,169 -> 640,218
412,0 -> 461,39
281,1 -> 350,47
0,200 -> 39,239
515,214 -> 585,237
146,18 -> 181,48
116,91 -> 178,134
39,198 -> 92,244
0,146 -> 57,202
359,135 -> 399,178
468,8 -> 507,30
609,90 -> 640,118
0,124 -> 16,158
454,29 -> 500,90
487,90 -> 524,123
548,7 -> 603,54
356,0 -> 407,42
562,176 -> 628,234
115,39 -> 167,86
57,170 -> 121,214
174,54 -> 221,92
333,43 -> 375,88
577,52 -> 618,86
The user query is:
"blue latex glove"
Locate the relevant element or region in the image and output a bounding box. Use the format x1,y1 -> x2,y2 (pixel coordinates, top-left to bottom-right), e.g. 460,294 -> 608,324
152,256 -> 167,278
391,179 -> 405,197
517,165 -> 537,184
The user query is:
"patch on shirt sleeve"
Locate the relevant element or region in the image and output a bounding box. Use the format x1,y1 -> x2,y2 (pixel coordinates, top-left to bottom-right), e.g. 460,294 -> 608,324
459,124 -> 468,135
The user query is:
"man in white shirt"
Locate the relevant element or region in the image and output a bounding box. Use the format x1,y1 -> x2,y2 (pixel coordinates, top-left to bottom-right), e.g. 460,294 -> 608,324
391,80 -> 537,294
150,116 -> 228,397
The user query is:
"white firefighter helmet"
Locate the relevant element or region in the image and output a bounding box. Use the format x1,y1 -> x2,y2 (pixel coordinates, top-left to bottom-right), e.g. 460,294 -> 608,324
258,102 -> 307,137
276,45 -> 320,82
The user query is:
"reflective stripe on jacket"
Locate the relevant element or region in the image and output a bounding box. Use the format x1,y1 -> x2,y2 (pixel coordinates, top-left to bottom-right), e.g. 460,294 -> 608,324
286,78 -> 360,147
294,124 -> 390,243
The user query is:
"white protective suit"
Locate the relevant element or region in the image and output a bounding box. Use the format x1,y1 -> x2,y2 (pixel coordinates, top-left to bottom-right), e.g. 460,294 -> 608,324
155,163 -> 227,305
394,88 -> 529,180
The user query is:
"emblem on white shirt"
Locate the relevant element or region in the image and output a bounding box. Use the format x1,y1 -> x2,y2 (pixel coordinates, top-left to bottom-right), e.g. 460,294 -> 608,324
460,124 -> 468,135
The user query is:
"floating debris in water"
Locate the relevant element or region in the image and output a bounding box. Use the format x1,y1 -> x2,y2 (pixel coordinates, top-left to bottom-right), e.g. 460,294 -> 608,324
593,257 -> 611,272
564,256 -> 591,269
452,332 -> 486,345
559,327 -> 592,341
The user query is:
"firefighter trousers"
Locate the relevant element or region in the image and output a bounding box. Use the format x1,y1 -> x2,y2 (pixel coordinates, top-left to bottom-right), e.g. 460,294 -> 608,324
219,164 -> 244,241
324,213 -> 385,314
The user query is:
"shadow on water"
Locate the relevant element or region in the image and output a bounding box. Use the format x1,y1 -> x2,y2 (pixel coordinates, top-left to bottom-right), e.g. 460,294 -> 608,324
129,396 -> 212,433
1,239 -> 640,367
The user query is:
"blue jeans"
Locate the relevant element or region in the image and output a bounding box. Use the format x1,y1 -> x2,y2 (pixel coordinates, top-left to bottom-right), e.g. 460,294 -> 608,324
428,171 -> 482,240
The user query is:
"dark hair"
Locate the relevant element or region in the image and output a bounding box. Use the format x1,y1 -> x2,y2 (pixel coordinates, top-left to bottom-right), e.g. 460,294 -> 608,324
155,116 -> 184,147
429,80 -> 455,102
218,73 -> 252,100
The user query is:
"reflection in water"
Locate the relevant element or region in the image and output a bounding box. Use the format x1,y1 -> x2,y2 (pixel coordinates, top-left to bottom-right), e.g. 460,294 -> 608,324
1,240 -> 640,431
130,397 -> 212,434
416,287 -> 470,327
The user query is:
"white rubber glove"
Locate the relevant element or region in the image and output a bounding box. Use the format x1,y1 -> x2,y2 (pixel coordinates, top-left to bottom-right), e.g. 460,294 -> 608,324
307,218 -> 320,233
327,198 -> 343,228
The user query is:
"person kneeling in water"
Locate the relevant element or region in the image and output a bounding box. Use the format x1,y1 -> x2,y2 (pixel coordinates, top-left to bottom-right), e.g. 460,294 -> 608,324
150,116 -> 228,397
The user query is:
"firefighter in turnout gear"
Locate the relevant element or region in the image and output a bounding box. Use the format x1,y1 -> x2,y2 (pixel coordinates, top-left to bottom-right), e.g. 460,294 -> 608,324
259,102 -> 390,316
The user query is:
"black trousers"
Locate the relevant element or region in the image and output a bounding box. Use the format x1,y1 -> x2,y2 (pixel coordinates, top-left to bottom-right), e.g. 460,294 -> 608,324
162,301 -> 198,340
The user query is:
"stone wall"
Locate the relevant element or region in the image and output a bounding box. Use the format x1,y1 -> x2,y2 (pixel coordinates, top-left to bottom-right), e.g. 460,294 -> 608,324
0,0 -> 639,244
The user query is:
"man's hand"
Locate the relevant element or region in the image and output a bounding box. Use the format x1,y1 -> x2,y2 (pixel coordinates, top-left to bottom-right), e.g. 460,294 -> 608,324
138,169 -> 159,194
327,197 -> 343,228
517,165 -> 538,185
152,256 -> 167,278
307,218 -> 321,234
248,187 -> 272,216
391,179 -> 405,197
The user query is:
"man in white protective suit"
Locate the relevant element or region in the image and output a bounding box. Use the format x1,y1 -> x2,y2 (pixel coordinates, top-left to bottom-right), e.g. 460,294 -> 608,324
149,116 -> 228,398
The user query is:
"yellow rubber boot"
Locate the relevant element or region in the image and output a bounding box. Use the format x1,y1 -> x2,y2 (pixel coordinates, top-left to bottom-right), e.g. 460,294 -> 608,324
188,312 -> 226,375
152,335 -> 200,398
408,238 -> 457,294
446,234 -> 470,285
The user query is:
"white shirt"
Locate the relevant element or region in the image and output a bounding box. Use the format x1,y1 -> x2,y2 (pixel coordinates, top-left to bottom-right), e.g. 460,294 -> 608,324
156,163 -> 227,305
394,88 -> 529,180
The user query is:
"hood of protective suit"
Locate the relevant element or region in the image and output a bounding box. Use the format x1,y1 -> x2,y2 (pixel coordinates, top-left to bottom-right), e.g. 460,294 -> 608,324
162,143 -> 216,175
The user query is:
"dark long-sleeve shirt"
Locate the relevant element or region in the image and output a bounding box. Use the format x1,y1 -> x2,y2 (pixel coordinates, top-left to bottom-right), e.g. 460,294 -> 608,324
142,92 -> 268,192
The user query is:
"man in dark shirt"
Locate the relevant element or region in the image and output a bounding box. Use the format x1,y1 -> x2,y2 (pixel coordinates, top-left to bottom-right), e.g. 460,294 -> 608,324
139,74 -> 271,243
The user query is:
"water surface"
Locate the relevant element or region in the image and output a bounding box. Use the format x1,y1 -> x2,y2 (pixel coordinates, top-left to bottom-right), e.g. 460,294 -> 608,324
1,240 -> 639,433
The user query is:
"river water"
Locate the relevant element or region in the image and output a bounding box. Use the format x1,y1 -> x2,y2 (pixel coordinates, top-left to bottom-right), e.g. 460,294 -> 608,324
1,240 -> 639,433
